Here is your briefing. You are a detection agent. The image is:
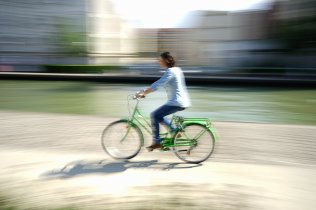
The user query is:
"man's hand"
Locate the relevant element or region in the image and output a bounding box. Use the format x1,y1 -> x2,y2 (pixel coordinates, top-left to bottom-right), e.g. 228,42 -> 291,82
135,90 -> 145,99
134,87 -> 154,99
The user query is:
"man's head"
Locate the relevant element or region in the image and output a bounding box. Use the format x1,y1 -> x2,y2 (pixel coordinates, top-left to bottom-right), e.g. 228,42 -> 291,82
159,52 -> 175,68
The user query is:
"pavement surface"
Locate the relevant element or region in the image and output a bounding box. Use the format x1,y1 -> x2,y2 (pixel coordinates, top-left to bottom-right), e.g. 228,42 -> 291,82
0,110 -> 316,209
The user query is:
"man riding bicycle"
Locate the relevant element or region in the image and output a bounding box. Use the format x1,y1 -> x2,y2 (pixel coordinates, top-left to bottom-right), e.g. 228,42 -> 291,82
136,52 -> 191,151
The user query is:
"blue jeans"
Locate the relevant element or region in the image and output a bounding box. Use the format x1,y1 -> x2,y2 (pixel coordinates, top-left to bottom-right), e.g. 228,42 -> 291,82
151,105 -> 185,144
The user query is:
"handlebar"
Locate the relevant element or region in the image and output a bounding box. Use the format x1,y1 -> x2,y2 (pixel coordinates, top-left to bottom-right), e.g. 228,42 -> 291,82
127,92 -> 145,118
132,91 -> 146,100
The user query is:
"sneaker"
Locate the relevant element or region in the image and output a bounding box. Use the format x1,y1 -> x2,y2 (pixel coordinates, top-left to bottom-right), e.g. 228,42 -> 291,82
146,143 -> 162,152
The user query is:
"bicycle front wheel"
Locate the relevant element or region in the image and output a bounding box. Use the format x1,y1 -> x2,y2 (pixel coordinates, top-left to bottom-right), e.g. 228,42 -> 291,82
173,123 -> 215,163
101,120 -> 143,159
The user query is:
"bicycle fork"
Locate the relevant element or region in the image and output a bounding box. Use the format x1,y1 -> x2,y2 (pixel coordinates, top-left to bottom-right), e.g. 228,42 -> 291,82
120,122 -> 134,143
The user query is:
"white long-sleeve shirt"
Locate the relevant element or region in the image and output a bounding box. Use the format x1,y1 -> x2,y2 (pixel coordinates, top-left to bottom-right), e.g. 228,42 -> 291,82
150,67 -> 191,108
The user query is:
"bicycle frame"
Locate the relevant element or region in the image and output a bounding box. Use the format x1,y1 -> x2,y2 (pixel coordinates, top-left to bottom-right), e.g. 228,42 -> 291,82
124,96 -> 177,147
102,94 -> 219,163
127,98 -> 152,135
123,95 -> 219,149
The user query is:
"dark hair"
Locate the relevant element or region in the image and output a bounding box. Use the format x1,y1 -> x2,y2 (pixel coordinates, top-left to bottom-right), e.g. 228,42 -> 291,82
160,52 -> 175,68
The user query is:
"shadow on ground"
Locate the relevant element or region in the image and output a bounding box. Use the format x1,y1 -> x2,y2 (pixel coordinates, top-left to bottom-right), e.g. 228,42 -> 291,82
41,159 -> 202,179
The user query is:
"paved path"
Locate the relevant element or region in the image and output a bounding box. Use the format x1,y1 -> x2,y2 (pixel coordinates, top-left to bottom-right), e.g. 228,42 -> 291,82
0,111 -> 315,209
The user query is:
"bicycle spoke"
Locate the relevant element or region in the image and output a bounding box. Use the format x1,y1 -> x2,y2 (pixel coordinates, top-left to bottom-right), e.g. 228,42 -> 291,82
173,124 -> 215,163
101,120 -> 142,159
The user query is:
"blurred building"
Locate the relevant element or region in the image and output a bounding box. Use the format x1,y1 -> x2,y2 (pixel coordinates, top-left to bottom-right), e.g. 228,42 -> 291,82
134,28 -> 158,57
138,1 -> 315,72
157,28 -> 191,66
194,10 -> 273,68
0,0 -> 87,71
272,0 -> 316,20
153,10 -> 272,68
0,0 -> 137,71
86,0 -> 137,65
165,1 -> 316,70
1,0 -> 315,72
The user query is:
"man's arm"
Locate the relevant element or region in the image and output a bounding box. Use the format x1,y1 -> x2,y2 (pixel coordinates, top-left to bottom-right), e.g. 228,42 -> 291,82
143,87 -> 154,95
137,70 -> 173,97
150,70 -> 173,91
136,87 -> 153,98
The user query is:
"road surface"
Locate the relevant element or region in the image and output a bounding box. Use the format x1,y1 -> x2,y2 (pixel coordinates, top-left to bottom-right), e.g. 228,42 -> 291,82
0,111 -> 315,209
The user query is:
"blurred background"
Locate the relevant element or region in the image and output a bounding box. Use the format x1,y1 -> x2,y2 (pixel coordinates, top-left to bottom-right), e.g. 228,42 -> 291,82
0,0 -> 315,123
0,1 -> 316,210
0,0 -> 315,76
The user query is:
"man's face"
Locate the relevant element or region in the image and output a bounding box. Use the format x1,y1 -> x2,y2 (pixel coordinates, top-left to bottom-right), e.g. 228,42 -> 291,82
159,57 -> 167,68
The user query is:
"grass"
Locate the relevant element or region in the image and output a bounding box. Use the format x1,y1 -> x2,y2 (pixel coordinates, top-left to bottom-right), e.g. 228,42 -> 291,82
0,194 -> 76,210
0,183 -> 255,210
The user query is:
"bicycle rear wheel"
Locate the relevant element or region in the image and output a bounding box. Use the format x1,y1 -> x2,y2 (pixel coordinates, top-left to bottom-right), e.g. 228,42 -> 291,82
173,123 -> 215,163
101,119 -> 143,159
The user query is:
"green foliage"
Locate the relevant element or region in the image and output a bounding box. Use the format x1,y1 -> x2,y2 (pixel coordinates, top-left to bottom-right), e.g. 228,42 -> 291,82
273,0 -> 316,53
277,17 -> 316,51
42,65 -> 123,73
54,18 -> 87,55
0,194 -> 16,210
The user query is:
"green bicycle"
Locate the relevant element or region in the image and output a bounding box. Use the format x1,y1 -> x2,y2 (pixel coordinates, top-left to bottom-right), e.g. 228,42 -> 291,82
101,94 -> 219,163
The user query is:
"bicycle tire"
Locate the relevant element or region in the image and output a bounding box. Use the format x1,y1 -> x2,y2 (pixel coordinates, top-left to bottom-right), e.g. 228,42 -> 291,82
173,123 -> 215,163
101,119 -> 143,159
